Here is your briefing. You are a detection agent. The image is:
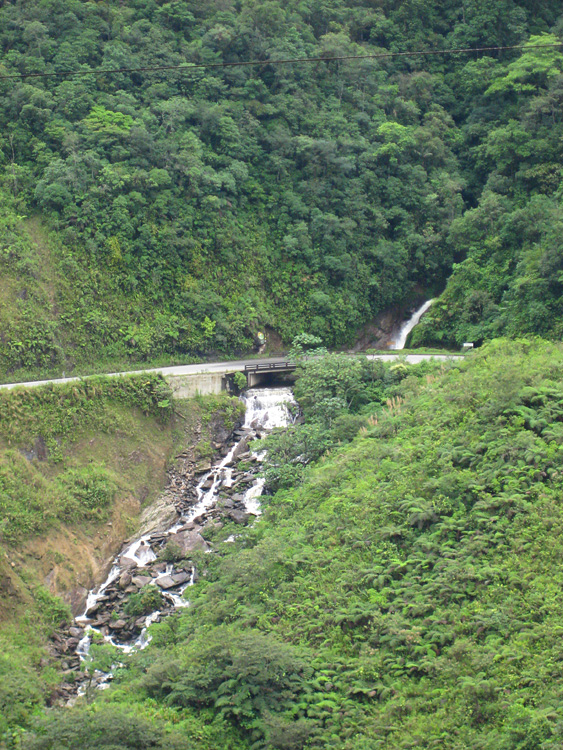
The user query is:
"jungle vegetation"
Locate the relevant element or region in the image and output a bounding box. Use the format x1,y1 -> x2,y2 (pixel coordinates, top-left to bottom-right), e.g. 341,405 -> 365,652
0,0 -> 562,380
11,339 -> 563,749
3,0 -> 563,747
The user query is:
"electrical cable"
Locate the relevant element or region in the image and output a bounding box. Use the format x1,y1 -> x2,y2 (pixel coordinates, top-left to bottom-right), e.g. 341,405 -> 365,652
0,42 -> 561,81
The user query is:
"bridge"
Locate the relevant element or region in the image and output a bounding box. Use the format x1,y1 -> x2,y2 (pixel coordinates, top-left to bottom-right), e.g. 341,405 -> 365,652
244,361 -> 296,387
0,353 -> 464,398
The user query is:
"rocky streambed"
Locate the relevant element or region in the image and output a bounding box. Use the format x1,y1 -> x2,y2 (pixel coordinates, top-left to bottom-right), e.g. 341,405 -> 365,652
49,387 -> 296,702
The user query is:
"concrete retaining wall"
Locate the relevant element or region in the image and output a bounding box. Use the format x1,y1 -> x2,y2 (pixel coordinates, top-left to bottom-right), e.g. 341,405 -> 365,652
166,372 -> 228,399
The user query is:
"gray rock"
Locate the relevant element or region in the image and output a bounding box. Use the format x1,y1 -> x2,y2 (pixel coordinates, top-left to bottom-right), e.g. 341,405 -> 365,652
155,575 -> 176,590
93,611 -> 111,625
131,575 -> 153,587
227,509 -> 250,525
218,497 -> 235,509
119,572 -> 132,589
171,571 -> 191,585
176,521 -> 200,532
231,436 -> 250,461
168,529 -> 210,555
109,619 -> 127,630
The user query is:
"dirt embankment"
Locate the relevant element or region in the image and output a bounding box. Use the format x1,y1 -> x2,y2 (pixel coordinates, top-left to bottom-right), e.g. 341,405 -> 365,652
0,396 -> 244,622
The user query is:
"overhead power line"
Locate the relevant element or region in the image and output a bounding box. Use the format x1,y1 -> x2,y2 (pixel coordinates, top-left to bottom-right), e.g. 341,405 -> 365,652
0,42 -> 562,82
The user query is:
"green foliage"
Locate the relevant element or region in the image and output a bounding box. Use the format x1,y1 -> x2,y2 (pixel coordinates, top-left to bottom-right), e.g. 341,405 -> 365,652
21,705 -> 193,749
58,465 -> 118,521
413,29 -> 563,347
0,655 -> 45,737
259,353 -> 409,490
0,2 -> 560,368
486,34 -> 563,95
0,0 -> 527,378
124,586 -> 165,617
0,373 -> 172,542
159,539 -> 183,563
294,354 -> 365,424
36,339 -> 563,748
0,451 -> 58,541
142,628 -> 311,741
82,106 -> 134,135
33,586 -> 71,628
233,371 -> 248,394
287,334 -> 327,362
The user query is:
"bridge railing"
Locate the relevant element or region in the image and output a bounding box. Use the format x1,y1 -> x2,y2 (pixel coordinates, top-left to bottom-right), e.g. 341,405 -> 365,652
244,362 -> 297,373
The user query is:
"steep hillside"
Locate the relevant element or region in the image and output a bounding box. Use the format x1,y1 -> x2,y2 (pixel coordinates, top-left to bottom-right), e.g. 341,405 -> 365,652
1,1 -> 562,377
413,38 -> 563,348
0,376 -> 243,741
15,340 -> 563,749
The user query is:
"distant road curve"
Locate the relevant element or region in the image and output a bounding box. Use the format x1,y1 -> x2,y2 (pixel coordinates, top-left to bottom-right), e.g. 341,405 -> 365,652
0,352 -> 463,391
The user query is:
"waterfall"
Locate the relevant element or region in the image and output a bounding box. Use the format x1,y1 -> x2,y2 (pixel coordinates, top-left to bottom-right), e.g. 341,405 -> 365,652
243,386 -> 296,430
389,300 -> 434,350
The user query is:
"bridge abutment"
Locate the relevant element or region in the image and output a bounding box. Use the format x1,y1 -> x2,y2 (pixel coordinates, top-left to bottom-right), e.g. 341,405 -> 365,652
165,372 -> 227,399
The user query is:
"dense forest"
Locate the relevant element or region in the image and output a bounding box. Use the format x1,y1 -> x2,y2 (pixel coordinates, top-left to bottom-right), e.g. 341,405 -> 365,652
0,0 -> 562,380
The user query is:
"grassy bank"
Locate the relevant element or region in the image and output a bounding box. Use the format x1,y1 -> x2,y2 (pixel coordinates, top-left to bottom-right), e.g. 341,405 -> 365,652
0,198 -> 285,387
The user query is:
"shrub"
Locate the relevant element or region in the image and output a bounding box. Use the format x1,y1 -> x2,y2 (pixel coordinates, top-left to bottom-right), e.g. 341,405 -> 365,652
124,585 -> 164,617
58,465 -> 118,521
34,586 -> 71,627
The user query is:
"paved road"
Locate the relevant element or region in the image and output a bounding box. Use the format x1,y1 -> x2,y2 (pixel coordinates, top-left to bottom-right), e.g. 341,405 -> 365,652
0,353 -> 463,391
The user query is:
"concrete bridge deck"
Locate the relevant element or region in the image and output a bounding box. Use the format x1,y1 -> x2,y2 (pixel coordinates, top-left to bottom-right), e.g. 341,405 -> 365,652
0,353 -> 464,396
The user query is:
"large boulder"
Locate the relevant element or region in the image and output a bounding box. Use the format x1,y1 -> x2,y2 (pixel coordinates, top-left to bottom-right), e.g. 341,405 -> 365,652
156,572 -> 191,589
167,529 -> 210,555
118,572 -> 132,589
227,509 -> 250,525
155,575 -> 176,590
231,436 -> 250,462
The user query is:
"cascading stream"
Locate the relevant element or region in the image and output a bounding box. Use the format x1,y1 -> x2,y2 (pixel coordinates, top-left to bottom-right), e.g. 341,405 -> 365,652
72,386 -> 296,693
389,299 -> 434,350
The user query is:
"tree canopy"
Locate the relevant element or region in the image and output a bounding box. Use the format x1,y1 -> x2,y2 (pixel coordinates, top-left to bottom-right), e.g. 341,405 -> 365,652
1,0 -> 562,379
